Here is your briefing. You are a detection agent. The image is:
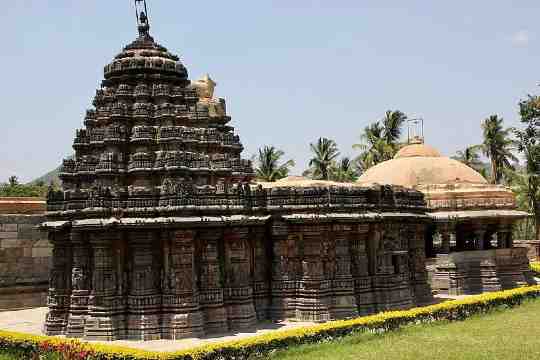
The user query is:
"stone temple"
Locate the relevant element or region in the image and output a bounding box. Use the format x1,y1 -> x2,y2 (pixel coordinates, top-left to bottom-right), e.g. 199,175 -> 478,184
42,11 -> 433,340
358,137 -> 536,295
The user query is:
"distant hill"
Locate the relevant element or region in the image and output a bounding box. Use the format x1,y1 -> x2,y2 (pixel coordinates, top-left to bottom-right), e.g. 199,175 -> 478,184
29,155 -> 75,186
29,164 -> 62,186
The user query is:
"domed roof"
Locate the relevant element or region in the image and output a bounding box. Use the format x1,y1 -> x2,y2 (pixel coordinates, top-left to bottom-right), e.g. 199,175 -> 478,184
395,143 -> 442,158
357,143 -> 488,188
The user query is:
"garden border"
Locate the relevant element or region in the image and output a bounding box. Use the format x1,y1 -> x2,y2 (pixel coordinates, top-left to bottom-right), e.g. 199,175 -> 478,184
2,285 -> 540,359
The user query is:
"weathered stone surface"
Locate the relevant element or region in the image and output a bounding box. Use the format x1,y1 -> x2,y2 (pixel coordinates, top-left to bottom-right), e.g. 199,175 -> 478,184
515,240 -> 540,261
42,15 -> 433,341
431,247 -> 536,295
0,213 -> 50,310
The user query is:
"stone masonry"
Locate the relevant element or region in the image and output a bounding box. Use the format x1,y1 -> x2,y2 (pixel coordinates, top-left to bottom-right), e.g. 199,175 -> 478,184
0,199 -> 51,310
42,13 -> 433,341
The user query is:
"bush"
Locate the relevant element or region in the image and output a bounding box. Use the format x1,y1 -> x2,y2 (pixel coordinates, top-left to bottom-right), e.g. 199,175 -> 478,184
531,262 -> 540,275
1,285 -> 540,359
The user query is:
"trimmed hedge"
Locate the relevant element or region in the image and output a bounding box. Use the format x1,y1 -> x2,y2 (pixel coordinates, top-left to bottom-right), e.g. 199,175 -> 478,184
2,285 -> 540,360
531,262 -> 540,275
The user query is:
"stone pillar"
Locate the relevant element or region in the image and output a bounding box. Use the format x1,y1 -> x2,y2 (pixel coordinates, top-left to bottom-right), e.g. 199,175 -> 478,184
367,223 -> 382,276
223,227 -> 257,330
66,231 -> 90,338
84,231 -> 124,341
350,223 -> 374,315
455,228 -> 466,251
269,220 -> 295,321
296,225 -> 332,322
126,231 -> 161,340
44,230 -> 72,336
330,224 -> 358,319
251,226 -> 270,321
496,225 -> 510,249
474,228 -> 487,250
409,223 -> 432,305
440,229 -> 451,254
198,228 -> 228,334
161,230 -> 203,339
501,224 -> 515,248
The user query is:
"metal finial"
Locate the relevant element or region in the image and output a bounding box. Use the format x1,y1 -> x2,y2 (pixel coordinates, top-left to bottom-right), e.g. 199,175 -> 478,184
134,0 -> 150,36
407,118 -> 424,144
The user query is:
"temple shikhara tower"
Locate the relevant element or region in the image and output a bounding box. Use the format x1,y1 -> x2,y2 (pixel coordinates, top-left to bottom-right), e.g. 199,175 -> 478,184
43,3 -> 433,341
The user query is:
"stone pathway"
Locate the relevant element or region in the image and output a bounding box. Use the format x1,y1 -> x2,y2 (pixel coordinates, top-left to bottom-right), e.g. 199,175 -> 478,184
0,307 -> 47,335
0,292 -> 479,353
0,308 -> 314,352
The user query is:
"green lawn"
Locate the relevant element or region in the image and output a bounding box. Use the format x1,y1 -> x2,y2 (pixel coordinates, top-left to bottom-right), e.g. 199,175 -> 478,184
1,301 -> 540,360
271,300 -> 540,360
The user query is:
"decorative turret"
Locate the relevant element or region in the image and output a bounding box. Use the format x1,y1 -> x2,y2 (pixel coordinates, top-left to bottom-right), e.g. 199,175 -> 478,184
54,2 -> 253,216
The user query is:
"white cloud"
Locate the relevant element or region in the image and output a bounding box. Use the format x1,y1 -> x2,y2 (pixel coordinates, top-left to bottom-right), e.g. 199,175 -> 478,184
511,30 -> 530,47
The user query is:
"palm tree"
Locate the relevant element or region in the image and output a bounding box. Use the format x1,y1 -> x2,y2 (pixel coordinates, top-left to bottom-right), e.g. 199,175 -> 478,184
8,176 -> 18,187
353,122 -> 394,171
254,146 -> 295,182
452,145 -> 485,173
352,110 -> 408,172
381,110 -> 407,145
517,95 -> 540,238
308,138 -> 340,180
330,157 -> 359,182
509,167 -> 539,239
481,115 -> 517,184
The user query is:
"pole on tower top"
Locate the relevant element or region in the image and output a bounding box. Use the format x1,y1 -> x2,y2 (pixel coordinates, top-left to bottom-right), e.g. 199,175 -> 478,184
134,0 -> 151,36
407,118 -> 425,144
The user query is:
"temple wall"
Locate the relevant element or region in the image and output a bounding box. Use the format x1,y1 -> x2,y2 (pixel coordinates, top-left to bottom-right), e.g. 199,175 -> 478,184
431,247 -> 536,295
514,240 -> 540,261
44,216 -> 432,341
0,213 -> 51,310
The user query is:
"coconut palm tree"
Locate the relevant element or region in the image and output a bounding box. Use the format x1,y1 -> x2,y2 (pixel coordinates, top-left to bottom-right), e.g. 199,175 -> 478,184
352,110 -> 408,172
381,110 -> 408,145
308,138 -> 340,180
254,146 -> 295,182
452,145 -> 486,174
330,157 -> 359,182
507,150 -> 539,240
516,96 -> 540,239
481,115 -> 517,184
353,122 -> 394,171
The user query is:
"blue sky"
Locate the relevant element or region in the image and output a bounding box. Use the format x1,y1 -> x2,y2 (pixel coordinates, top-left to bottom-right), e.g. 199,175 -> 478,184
1,1 -> 539,182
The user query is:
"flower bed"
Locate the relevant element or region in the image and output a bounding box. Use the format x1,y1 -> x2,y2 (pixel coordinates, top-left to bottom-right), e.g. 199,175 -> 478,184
2,285 -> 540,360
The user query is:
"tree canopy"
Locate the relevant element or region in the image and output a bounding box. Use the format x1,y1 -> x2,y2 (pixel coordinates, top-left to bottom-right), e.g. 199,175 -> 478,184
481,115 -> 517,184
254,146 -> 295,182
308,138 -> 340,180
0,176 -> 50,198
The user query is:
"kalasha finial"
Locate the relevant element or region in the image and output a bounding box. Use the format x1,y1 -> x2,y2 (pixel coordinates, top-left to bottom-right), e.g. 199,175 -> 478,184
407,117 -> 425,144
134,0 -> 151,37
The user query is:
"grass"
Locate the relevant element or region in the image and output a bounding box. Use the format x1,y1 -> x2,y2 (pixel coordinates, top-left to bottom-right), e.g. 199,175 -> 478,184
271,299 -> 540,360
1,297 -> 540,360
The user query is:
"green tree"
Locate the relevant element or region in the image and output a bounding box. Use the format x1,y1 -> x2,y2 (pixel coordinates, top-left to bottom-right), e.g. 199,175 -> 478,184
516,96 -> 540,239
330,157 -> 359,182
353,110 -> 407,171
481,115 -> 517,184
308,138 -> 340,180
8,176 -> 18,187
451,145 -> 488,177
381,110 -> 408,145
0,176 -> 50,198
254,146 -> 295,182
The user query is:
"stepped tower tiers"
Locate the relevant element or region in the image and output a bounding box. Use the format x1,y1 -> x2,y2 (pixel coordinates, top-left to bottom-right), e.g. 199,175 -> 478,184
42,8 -> 432,341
